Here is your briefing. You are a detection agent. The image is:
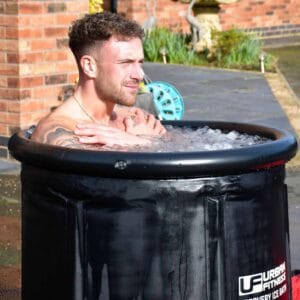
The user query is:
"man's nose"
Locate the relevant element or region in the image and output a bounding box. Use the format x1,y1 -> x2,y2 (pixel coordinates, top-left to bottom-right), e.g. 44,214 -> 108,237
131,64 -> 144,82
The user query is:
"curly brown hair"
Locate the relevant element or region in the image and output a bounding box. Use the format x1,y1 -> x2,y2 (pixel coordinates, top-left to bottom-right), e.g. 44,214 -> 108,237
69,12 -> 144,66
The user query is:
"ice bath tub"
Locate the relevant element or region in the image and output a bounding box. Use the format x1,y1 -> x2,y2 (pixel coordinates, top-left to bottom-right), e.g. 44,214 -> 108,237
8,121 -> 298,300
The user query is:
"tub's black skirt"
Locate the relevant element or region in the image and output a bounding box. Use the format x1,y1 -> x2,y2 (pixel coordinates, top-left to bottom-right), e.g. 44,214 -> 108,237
21,164 -> 290,300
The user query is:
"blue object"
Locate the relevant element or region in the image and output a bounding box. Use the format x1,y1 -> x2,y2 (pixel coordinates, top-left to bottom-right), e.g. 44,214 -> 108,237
145,81 -> 184,120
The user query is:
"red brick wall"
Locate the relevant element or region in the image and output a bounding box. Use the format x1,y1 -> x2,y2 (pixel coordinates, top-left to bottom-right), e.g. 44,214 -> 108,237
117,0 -> 191,33
116,0 -> 300,37
0,0 -> 87,146
219,0 -> 300,36
220,0 -> 300,30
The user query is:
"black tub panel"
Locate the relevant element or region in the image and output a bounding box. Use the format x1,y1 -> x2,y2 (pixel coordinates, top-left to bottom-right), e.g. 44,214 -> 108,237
20,164 -> 290,300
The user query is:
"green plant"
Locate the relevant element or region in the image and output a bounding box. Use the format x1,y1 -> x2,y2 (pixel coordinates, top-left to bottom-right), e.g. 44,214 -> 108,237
211,28 -> 277,71
143,27 -> 277,72
143,28 -> 206,65
89,0 -> 103,14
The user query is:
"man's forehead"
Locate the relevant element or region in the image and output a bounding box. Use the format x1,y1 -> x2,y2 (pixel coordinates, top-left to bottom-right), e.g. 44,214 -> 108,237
99,36 -> 143,57
105,36 -> 142,47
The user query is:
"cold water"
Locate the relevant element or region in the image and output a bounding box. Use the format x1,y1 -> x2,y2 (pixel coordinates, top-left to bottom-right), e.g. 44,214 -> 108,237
105,125 -> 271,152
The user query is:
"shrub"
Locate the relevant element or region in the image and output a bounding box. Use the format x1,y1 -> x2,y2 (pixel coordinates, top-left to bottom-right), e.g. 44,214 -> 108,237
211,28 -> 277,72
143,28 -> 206,66
143,27 -> 277,72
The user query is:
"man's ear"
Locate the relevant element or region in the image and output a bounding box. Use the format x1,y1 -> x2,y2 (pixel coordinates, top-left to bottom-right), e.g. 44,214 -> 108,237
80,55 -> 97,79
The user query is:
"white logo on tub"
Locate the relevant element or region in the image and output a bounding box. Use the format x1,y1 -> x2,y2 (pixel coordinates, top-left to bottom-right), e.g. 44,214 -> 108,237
238,262 -> 287,297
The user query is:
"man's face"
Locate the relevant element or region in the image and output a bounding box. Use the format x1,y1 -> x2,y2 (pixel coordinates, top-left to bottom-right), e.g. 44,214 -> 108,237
95,36 -> 144,107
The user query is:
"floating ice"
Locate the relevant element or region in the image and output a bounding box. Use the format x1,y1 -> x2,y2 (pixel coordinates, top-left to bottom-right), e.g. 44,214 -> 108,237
104,125 -> 272,152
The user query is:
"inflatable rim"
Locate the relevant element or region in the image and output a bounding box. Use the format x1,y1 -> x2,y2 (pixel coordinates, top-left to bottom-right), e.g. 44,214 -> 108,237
8,120 -> 298,179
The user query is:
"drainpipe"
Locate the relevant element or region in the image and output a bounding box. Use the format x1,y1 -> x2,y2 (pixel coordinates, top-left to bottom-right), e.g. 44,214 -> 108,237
111,0 -> 117,13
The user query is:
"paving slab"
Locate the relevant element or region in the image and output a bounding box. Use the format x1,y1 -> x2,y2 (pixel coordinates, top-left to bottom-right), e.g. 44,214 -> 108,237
0,159 -> 20,175
144,63 -> 296,134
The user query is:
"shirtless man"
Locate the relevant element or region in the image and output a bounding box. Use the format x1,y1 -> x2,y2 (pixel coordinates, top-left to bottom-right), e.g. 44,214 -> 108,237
31,12 -> 165,149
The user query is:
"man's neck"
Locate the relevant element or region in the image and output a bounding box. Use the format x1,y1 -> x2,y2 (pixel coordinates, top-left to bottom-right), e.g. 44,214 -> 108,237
74,87 -> 114,125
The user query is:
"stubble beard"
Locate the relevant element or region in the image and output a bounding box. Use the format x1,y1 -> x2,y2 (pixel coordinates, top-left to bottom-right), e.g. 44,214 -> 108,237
95,75 -> 137,107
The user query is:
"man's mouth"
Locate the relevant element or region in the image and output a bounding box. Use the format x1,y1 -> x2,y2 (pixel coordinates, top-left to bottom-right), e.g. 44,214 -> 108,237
125,84 -> 139,92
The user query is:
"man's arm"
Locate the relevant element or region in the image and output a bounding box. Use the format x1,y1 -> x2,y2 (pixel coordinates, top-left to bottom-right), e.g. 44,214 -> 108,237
31,118 -> 87,149
31,117 -> 151,149
43,127 -> 86,149
74,123 -> 151,147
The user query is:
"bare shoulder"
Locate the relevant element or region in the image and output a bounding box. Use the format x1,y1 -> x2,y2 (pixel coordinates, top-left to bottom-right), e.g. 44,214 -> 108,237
31,115 -> 85,149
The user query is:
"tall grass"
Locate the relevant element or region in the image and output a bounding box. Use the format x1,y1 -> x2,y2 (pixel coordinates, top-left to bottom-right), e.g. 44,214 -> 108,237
143,28 -> 206,65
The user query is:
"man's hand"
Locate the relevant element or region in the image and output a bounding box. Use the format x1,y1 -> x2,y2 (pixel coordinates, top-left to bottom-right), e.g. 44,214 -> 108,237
122,108 -> 166,136
74,123 -> 151,147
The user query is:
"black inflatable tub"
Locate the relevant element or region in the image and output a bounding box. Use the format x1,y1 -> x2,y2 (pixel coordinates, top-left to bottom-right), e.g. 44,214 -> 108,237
8,120 -> 298,300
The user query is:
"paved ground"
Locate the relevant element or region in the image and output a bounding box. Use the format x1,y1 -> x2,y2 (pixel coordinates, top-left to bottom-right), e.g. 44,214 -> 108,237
0,160 -> 20,174
144,63 -> 297,133
1,63 -> 299,297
